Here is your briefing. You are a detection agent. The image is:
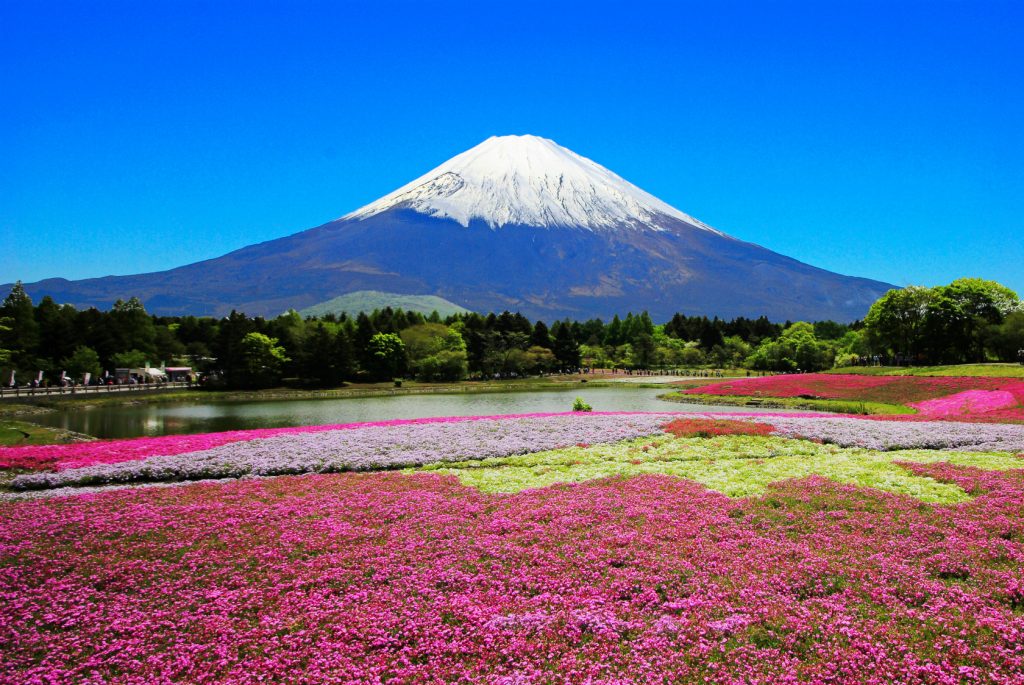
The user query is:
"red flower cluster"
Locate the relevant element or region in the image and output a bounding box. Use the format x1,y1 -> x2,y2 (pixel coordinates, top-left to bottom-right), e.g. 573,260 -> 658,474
662,417 -> 775,438
3,469 -> 1023,683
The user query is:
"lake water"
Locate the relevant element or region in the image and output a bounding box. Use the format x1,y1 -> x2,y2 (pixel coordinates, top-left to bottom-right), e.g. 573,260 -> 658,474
31,387 -> 810,439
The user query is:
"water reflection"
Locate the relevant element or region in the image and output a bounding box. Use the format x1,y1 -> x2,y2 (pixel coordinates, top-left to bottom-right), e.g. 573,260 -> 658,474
31,387 -> 813,439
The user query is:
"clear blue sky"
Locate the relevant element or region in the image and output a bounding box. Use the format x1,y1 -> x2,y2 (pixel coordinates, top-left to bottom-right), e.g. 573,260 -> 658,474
3,1 -> 1022,294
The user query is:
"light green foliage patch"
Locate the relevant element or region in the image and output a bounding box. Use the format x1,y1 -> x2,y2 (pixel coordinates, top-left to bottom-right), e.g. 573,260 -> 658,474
416,435 -> 1024,504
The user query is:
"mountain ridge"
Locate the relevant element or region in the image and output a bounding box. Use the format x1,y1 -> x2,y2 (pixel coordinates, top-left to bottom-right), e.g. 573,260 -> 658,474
8,135 -> 895,322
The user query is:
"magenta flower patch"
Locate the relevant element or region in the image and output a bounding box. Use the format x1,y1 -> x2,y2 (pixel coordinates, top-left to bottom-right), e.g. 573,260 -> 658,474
911,390 -> 1018,417
3,468 -> 1024,683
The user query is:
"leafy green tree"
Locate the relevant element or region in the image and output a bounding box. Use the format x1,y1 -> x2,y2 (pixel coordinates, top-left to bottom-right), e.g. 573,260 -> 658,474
746,322 -> 832,372
354,312 -> 378,374
925,279 -> 1020,362
524,345 -> 556,374
332,326 -> 356,381
366,332 -> 406,381
35,296 -> 77,368
679,345 -> 705,367
604,315 -> 623,346
401,324 -> 467,381
988,311 -> 1024,361
0,317 -> 12,368
480,333 -> 531,376
213,310 -> 256,383
865,279 -> 1021,363
630,332 -> 656,368
610,343 -> 634,369
109,297 -> 156,357
154,325 -> 186,363
110,349 -> 150,368
0,281 -> 39,369
719,336 -> 752,367
579,344 -> 609,369
401,323 -> 452,359
61,345 -> 102,379
783,322 -> 834,371
236,332 -> 289,388
530,320 -> 553,349
412,349 -> 468,381
296,323 -> 351,386
864,286 -> 934,360
551,321 -> 580,369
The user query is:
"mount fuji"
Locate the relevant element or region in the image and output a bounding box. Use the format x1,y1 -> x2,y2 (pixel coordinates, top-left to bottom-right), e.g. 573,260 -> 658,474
14,135 -> 893,321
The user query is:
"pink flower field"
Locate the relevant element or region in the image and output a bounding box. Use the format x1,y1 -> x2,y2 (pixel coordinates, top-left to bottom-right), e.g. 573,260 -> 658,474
2,411 -> 1024,683
3,467 -> 1024,684
0,413 -> 641,472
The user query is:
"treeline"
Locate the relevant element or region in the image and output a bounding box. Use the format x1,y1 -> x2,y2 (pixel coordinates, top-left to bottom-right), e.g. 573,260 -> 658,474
2,277 -> 1021,388
0,281 -> 838,387
864,278 -> 1024,364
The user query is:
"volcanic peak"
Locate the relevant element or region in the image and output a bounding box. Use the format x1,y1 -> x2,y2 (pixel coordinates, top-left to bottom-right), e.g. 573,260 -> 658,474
344,134 -> 720,233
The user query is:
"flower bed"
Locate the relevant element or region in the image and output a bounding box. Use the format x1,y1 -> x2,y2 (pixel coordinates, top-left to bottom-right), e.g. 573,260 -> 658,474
11,412 -> 1024,494
910,390 -> 1018,417
422,433 -> 1024,502
756,415 -> 1024,452
3,467 -> 1023,683
683,374 -> 1024,421
662,417 -> 775,438
0,412 -> 669,473
11,413 -> 678,491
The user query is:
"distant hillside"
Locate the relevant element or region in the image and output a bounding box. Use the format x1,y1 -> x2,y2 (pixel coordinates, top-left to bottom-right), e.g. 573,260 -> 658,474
298,291 -> 471,318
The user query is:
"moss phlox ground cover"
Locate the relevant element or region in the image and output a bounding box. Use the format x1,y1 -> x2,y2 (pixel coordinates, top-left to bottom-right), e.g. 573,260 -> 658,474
662,418 -> 775,438
684,374 -> 1024,422
7,413 -> 1024,498
8,414 -> 681,490
419,434 -> 1024,503
0,412 -> 624,471
3,468 -> 1024,684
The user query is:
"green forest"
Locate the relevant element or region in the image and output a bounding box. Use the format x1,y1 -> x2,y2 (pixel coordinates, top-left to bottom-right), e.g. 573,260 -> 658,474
1,278 -> 1021,389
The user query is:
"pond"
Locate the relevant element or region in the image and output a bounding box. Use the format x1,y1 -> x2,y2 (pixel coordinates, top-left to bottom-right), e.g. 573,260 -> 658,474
30,386 -> 813,439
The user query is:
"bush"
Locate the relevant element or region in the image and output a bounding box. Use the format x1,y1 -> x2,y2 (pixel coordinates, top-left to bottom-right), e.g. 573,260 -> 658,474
572,397 -> 592,412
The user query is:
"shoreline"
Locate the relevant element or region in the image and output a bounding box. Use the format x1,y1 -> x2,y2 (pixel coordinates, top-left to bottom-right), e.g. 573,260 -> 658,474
1,378 -> 696,446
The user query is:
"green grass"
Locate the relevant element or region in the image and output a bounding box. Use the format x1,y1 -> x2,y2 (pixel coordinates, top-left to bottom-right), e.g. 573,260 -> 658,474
658,392 -> 915,415
414,434 -> 1024,504
827,364 -> 1024,378
0,420 -> 83,446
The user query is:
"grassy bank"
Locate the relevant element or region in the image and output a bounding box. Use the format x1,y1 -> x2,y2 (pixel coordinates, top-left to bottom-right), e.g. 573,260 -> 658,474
0,419 -> 93,447
658,391 -> 915,415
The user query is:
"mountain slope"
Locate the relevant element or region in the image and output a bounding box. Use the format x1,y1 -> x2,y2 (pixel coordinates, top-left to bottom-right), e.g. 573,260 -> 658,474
11,135 -> 894,322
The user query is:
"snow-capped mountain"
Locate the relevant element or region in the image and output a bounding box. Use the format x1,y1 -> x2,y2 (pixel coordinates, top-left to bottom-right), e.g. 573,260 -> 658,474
345,135 -> 719,233
12,135 -> 893,321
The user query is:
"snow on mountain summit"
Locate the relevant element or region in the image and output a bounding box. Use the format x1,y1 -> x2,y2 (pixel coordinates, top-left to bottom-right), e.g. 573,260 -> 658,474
344,135 -> 720,233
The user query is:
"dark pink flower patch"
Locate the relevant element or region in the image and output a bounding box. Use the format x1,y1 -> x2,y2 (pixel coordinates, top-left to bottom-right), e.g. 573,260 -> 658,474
686,374 -> 1024,422
2,468 -> 1024,683
911,390 -> 1019,417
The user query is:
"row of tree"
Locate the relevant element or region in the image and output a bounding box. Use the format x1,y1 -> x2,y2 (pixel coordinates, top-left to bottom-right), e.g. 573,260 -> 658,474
863,278 -> 1024,364
1,278 -> 1021,388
